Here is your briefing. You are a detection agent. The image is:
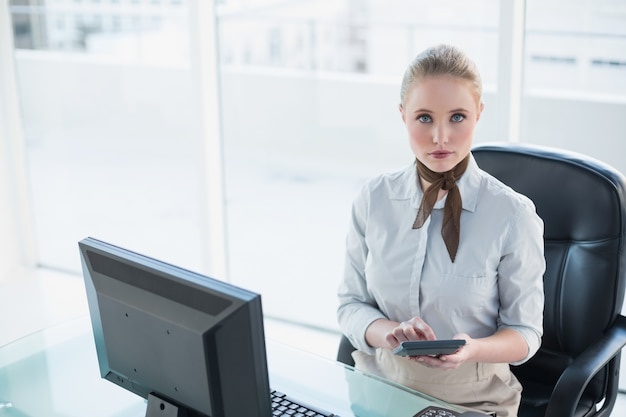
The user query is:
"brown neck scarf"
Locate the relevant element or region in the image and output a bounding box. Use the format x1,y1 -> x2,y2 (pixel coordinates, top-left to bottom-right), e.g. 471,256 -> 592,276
412,155 -> 470,262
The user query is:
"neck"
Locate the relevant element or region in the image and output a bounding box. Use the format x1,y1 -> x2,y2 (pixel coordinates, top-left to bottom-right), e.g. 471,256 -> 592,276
416,154 -> 471,198
419,178 -> 448,200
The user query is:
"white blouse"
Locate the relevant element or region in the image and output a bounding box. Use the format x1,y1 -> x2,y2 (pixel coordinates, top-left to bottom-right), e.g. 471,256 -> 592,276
337,154 -> 546,365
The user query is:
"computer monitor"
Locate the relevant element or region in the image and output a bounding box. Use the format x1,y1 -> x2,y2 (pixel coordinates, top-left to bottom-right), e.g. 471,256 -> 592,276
79,237 -> 272,417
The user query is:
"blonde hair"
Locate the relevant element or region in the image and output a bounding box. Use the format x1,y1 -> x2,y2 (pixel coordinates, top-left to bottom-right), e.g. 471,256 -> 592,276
400,44 -> 482,106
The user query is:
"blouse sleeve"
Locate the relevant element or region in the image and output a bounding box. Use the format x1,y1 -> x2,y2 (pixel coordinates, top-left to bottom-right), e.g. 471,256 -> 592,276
337,184 -> 386,354
497,198 -> 546,365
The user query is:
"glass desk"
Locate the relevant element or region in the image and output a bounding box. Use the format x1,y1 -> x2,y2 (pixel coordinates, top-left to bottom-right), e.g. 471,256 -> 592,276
0,316 -> 467,417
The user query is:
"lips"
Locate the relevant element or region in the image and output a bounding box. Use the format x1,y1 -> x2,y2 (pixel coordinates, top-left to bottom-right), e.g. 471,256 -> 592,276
430,150 -> 452,159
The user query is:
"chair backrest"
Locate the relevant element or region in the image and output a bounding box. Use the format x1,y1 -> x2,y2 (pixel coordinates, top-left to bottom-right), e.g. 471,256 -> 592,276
472,143 -> 626,408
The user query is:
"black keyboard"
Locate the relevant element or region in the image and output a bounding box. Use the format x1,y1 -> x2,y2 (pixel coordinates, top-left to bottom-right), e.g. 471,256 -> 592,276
271,389 -> 338,417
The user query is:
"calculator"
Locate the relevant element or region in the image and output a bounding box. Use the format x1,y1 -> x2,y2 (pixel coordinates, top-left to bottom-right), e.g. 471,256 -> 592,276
413,406 -> 462,416
413,405 -> 491,416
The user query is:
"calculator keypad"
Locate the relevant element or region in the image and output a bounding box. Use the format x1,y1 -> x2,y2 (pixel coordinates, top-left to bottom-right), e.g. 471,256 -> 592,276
413,405 -> 461,417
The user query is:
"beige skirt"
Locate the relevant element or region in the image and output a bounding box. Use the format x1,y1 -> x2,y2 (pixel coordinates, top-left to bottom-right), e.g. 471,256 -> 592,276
353,348 -> 522,417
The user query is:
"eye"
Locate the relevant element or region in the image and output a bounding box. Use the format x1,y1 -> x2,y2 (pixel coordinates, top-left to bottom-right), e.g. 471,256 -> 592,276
417,114 -> 432,123
451,113 -> 465,122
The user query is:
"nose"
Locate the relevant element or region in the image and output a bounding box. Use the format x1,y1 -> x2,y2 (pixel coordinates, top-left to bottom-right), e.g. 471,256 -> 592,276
432,123 -> 448,144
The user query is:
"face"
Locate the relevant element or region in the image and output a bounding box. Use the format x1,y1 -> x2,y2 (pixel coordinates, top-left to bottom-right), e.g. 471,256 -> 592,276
400,75 -> 484,173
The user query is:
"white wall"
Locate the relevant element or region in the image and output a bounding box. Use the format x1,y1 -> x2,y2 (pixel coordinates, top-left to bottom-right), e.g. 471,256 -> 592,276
522,94 -> 626,174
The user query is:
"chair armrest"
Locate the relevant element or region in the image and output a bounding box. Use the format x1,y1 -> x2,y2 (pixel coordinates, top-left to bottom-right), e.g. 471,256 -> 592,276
545,315 -> 626,417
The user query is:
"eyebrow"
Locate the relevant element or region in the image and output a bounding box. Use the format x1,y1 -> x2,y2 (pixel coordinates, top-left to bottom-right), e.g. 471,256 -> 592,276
412,108 -> 469,114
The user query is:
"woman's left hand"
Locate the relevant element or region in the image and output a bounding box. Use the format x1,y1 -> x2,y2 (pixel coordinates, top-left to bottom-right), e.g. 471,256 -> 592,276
407,332 -> 472,370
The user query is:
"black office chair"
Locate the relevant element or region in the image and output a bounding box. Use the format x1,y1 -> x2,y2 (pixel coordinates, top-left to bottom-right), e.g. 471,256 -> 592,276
337,143 -> 626,417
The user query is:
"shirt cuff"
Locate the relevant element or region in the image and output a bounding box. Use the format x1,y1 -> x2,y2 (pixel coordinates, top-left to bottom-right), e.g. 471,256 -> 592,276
505,325 -> 542,365
341,308 -> 387,356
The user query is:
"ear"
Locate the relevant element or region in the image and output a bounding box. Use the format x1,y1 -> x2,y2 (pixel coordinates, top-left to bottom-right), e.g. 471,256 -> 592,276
476,101 -> 485,121
399,103 -> 406,123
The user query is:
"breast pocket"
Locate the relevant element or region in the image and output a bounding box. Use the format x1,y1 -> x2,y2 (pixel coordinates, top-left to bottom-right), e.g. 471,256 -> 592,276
434,273 -> 495,318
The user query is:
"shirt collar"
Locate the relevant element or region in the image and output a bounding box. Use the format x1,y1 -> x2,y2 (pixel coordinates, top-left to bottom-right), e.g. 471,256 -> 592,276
390,153 -> 482,213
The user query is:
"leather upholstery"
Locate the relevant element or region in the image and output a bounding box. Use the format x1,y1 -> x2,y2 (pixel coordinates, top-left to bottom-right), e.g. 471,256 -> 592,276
337,143 -> 626,417
472,143 -> 626,417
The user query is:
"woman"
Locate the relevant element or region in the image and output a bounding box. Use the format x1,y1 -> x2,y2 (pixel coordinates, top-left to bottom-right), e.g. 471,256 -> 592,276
337,44 -> 545,416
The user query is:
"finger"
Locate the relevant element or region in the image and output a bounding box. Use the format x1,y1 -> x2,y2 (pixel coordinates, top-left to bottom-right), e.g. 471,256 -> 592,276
403,326 -> 426,341
391,327 -> 410,342
407,319 -> 436,340
384,333 -> 400,348
410,355 -> 460,369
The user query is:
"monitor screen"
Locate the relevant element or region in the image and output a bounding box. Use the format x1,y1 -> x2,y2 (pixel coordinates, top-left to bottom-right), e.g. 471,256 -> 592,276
79,237 -> 272,417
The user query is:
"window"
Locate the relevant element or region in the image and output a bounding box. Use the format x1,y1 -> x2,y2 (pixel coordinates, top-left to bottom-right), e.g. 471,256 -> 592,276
9,0 -> 204,271
215,0 -> 501,329
521,0 -> 626,182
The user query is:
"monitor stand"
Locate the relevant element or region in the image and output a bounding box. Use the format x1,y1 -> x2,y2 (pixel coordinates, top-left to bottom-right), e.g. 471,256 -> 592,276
145,393 -> 188,417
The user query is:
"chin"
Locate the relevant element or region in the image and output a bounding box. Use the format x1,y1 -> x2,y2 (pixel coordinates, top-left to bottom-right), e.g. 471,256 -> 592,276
426,159 -> 458,173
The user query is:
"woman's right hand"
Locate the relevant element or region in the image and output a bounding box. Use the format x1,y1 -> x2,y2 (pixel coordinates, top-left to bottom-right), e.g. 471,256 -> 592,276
385,316 -> 437,348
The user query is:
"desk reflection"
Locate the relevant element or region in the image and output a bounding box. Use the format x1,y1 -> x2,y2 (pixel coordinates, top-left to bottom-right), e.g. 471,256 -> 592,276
0,316 -> 466,417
